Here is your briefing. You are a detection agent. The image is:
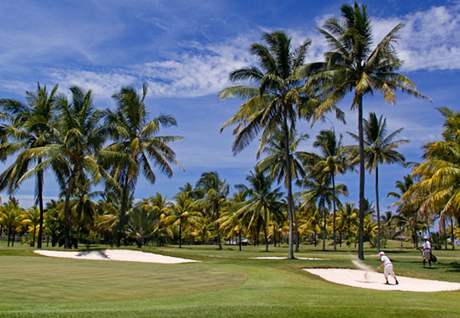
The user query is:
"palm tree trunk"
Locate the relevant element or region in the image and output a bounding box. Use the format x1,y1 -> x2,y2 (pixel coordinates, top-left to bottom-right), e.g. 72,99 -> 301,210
413,213 -> 418,248
117,174 -> 130,247
179,221 -> 182,248
238,231 -> 242,251
32,225 -> 36,247
322,208 -> 326,252
36,164 -> 45,249
443,217 -> 448,250
332,174 -> 337,251
375,164 -> 381,252
63,185 -> 72,249
451,216 -> 455,250
283,112 -> 295,260
264,208 -> 269,252
215,202 -> 222,250
357,94 -> 365,260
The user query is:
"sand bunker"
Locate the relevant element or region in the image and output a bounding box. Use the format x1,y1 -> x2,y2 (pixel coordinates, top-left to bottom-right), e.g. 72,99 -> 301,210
34,249 -> 198,264
252,256 -> 324,260
304,268 -> 460,292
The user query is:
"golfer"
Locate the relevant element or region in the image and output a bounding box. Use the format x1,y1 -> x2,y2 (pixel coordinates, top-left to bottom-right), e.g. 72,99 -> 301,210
378,251 -> 399,285
422,237 -> 432,268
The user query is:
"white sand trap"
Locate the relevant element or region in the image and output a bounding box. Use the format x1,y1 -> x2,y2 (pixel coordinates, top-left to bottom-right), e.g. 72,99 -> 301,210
34,249 -> 198,264
304,268 -> 460,292
251,256 -> 324,260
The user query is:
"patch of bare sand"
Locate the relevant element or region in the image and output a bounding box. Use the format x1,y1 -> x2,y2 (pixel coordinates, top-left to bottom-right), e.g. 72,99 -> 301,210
34,249 -> 198,264
304,268 -> 460,292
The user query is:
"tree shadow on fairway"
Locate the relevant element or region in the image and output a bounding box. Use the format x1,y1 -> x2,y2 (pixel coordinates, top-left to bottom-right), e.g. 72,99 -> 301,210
446,262 -> 460,273
76,249 -> 109,258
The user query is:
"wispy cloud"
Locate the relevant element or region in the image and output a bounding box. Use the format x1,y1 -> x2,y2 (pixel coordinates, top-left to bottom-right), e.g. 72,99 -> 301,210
34,4 -> 460,100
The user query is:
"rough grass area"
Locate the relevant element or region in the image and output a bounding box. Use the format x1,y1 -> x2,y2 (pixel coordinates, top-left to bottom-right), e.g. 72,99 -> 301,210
1,241 -> 459,318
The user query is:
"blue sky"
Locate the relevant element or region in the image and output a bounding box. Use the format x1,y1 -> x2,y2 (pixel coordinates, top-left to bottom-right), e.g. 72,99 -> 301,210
0,0 -> 459,211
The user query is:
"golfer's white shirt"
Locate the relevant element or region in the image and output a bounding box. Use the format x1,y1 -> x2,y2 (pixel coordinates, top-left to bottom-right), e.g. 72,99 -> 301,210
380,255 -> 392,267
423,241 -> 431,250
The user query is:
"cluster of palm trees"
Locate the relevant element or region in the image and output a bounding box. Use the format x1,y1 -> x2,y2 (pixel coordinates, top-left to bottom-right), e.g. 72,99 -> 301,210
1,2 -> 457,257
394,107 -> 460,250
220,2 -> 422,259
0,83 -> 180,248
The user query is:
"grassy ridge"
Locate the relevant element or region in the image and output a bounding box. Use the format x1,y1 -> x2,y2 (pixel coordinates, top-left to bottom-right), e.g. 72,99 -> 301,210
1,242 -> 459,318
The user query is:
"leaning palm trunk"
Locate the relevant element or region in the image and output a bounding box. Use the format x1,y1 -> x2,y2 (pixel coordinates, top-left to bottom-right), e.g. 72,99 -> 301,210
375,164 -> 381,252
357,95 -> 365,260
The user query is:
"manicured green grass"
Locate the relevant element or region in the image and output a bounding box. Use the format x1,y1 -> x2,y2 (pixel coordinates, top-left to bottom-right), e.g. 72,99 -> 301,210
1,241 -> 459,318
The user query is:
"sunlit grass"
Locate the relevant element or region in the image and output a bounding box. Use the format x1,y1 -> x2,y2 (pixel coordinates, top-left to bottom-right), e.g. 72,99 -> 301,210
0,241 -> 459,318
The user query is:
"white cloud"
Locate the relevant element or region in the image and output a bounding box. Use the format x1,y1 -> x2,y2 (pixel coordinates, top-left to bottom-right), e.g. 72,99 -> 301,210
50,70 -> 136,98
141,37 -> 254,97
382,6 -> 460,71
3,4 -> 460,100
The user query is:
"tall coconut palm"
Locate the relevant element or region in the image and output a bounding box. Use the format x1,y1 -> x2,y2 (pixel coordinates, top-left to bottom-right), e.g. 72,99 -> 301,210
19,86 -> 106,248
50,86 -> 107,248
220,31 -> 319,259
235,170 -> 284,252
0,84 -> 58,248
348,112 -> 407,251
311,130 -> 347,251
299,175 -> 348,251
310,2 -> 424,259
195,171 -> 229,250
257,129 -> 314,251
102,84 -> 181,246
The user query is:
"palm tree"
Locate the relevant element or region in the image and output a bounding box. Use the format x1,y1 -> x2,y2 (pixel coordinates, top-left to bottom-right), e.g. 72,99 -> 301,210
51,86 -> 106,248
388,175 -> 420,248
0,84 -> 58,248
349,112 -> 407,251
127,200 -> 160,248
102,84 -> 181,246
220,31 -> 317,259
166,192 -> 201,248
195,171 -> 229,250
310,2 -> 424,259
300,174 -> 348,251
21,207 -> 41,247
407,107 -> 460,248
257,129 -> 313,251
218,192 -> 247,251
0,197 -> 23,246
337,202 -> 359,246
311,130 -> 347,251
235,170 -> 284,252
298,203 -> 321,246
